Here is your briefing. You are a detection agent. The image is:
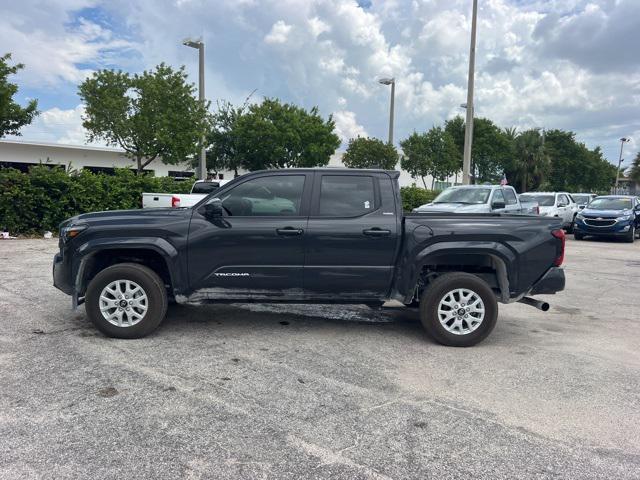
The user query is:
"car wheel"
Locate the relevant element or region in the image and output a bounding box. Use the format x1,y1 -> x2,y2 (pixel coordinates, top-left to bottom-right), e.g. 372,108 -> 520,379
625,225 -> 635,243
419,272 -> 498,347
574,232 -> 584,240
85,263 -> 168,339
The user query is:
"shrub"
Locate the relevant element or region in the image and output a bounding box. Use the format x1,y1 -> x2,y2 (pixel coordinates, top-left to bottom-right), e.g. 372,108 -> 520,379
0,166 -> 194,234
400,185 -> 440,212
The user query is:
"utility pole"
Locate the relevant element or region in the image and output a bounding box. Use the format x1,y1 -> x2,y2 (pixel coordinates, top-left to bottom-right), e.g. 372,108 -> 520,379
183,39 -> 207,180
462,0 -> 478,185
378,78 -> 395,144
615,137 -> 630,193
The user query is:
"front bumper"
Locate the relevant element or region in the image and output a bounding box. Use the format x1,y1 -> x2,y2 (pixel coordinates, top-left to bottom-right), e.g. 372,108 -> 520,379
53,253 -> 73,295
530,267 -> 565,295
575,218 -> 632,236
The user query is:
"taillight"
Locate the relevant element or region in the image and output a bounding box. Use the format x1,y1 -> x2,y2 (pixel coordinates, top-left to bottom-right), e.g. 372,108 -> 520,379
171,196 -> 181,208
551,229 -> 565,266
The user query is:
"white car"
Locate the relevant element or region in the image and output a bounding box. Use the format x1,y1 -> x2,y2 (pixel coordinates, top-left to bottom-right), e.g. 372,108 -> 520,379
142,179 -> 230,208
518,192 -> 578,231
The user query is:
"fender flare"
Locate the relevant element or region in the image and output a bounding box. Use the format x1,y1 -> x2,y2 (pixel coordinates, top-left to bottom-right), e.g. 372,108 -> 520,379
402,241 -> 516,303
72,237 -> 183,296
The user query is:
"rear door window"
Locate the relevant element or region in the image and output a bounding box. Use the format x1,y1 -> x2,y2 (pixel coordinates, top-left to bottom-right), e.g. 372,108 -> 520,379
318,175 -> 376,217
503,188 -> 517,205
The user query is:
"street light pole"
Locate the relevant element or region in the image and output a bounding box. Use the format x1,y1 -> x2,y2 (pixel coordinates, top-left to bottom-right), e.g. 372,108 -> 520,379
378,78 -> 395,144
615,137 -> 630,193
183,38 -> 207,180
462,0 -> 478,185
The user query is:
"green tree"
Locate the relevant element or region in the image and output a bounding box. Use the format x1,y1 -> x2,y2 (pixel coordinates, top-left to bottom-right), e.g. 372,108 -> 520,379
203,100 -> 246,177
0,53 -> 38,137
401,127 -> 459,188
232,98 -> 340,170
444,116 -> 509,183
400,131 -> 432,188
342,137 -> 398,170
79,63 -> 209,173
512,129 -> 550,192
629,151 -> 640,184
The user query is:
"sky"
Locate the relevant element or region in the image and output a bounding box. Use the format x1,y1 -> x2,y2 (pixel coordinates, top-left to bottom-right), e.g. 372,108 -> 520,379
3,0 -> 640,166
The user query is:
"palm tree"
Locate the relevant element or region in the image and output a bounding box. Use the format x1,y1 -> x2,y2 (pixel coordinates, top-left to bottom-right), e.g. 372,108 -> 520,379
514,129 -> 550,192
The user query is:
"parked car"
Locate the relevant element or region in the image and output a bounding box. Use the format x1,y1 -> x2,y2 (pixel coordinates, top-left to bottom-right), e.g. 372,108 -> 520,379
518,192 -> 578,232
142,179 -> 230,208
53,169 -> 565,347
572,193 -> 597,210
574,195 -> 640,242
413,185 -> 539,215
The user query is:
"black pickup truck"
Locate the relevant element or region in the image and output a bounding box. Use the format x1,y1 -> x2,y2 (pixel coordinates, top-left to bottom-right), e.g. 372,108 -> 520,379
53,168 -> 565,346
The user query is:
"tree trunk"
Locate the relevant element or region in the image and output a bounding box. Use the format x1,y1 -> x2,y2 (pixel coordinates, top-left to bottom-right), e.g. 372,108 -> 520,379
521,170 -> 527,193
431,177 -> 435,189
421,176 -> 427,189
136,155 -> 143,175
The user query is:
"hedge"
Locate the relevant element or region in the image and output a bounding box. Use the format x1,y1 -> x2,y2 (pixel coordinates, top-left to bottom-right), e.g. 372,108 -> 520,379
0,166 -> 441,234
400,185 -> 440,212
0,166 -> 192,234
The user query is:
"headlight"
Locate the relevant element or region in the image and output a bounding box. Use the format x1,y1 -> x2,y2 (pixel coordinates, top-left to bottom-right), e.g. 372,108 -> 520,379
61,224 -> 88,240
616,215 -> 631,221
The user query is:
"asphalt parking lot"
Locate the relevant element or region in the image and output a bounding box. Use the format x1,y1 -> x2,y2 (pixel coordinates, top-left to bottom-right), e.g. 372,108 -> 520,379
1,237 -> 639,479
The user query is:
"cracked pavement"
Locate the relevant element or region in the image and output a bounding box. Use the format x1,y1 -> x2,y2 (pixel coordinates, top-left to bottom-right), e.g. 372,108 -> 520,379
1,237 -> 639,479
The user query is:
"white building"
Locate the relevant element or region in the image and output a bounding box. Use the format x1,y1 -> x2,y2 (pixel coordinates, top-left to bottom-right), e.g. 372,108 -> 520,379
0,139 -> 457,188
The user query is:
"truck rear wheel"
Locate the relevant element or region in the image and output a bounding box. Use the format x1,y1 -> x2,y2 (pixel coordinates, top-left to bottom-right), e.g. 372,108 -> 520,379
419,272 -> 498,347
85,263 -> 168,339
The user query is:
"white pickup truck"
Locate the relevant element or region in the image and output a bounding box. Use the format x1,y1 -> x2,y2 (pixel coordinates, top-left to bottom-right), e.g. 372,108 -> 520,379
142,179 -> 230,208
414,185 -> 540,215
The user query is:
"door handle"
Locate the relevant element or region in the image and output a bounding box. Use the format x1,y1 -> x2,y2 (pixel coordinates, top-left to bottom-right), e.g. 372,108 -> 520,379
363,228 -> 391,237
276,227 -> 304,236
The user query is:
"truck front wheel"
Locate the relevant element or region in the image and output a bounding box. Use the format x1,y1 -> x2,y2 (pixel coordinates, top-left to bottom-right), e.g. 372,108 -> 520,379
419,272 -> 498,347
85,263 -> 168,339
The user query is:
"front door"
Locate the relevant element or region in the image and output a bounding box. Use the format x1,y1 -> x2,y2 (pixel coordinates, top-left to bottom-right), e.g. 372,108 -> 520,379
304,173 -> 400,301
187,173 -> 311,301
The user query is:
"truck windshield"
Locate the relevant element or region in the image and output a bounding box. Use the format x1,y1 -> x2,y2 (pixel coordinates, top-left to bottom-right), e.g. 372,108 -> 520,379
587,198 -> 632,210
572,194 -> 592,205
433,188 -> 492,204
521,194 -> 555,206
192,182 -> 220,194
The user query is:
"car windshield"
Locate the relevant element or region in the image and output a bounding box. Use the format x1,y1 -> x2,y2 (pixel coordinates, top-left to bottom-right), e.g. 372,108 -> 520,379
433,188 -> 492,204
587,198 -> 632,210
521,194 -> 555,206
572,194 -> 592,204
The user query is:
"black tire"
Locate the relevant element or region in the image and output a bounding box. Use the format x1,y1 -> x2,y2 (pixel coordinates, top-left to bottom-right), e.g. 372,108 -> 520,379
85,263 -> 168,339
625,224 -> 635,243
574,232 -> 584,240
419,272 -> 498,347
565,216 -> 576,234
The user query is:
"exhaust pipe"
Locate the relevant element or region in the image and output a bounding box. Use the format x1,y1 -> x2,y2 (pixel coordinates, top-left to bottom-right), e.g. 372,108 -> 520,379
518,296 -> 550,312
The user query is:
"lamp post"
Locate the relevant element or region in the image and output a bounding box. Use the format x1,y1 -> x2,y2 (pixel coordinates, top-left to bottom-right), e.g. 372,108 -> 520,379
615,137 -> 630,193
462,0 -> 478,185
378,77 -> 395,145
183,38 -> 206,180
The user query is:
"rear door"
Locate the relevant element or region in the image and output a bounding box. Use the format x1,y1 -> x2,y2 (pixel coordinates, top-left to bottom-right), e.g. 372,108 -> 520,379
557,193 -> 571,224
187,172 -> 311,300
304,172 -> 400,300
490,189 -> 507,212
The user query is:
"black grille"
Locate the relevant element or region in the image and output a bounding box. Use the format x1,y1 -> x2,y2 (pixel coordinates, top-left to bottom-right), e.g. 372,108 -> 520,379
584,218 -> 616,227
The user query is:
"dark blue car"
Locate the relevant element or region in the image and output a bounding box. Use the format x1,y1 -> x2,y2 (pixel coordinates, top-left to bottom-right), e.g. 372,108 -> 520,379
574,195 -> 640,242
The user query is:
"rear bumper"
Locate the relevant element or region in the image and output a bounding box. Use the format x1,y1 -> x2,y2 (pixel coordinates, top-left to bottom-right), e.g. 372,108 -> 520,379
530,267 -> 565,295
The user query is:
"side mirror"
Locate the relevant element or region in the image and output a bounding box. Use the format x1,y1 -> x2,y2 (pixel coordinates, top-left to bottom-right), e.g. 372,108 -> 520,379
492,201 -> 506,210
202,198 -> 223,220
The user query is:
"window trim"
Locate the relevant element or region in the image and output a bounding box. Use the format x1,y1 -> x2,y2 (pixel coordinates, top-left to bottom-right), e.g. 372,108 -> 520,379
310,173 -> 381,218
207,172 -> 311,218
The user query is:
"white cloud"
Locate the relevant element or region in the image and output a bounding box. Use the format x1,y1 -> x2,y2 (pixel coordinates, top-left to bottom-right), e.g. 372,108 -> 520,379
3,0 -> 639,162
332,110 -> 367,142
264,20 -> 293,44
